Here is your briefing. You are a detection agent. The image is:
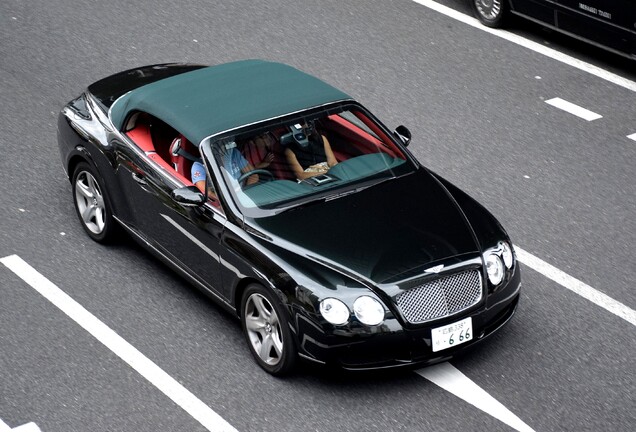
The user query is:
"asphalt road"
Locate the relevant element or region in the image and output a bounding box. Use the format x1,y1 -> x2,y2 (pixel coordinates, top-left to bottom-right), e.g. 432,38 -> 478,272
1,1 -> 634,431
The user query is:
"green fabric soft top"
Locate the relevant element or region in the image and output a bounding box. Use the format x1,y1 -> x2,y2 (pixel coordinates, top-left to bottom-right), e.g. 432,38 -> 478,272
110,60 -> 352,145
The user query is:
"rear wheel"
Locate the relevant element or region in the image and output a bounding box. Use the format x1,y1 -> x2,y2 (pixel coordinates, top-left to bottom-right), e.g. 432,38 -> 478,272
72,162 -> 118,243
472,0 -> 509,28
241,284 -> 296,375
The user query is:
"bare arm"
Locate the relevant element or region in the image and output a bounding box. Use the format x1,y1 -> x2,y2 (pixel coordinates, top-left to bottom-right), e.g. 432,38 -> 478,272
285,148 -> 315,180
322,135 -> 338,167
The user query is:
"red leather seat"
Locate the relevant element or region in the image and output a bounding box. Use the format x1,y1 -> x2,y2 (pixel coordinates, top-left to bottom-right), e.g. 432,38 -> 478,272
126,123 -> 155,153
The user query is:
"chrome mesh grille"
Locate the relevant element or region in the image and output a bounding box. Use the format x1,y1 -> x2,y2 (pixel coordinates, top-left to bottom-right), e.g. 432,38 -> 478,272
395,270 -> 482,324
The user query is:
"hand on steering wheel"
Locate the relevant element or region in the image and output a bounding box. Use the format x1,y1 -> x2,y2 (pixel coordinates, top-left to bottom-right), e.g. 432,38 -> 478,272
237,169 -> 275,185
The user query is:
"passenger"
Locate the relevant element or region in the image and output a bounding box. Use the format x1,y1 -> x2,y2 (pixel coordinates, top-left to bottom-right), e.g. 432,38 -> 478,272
284,121 -> 338,180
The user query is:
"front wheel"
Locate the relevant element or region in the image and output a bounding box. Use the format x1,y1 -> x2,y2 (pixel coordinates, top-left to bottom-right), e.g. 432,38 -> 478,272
472,0 -> 509,28
72,162 -> 119,243
241,284 -> 296,376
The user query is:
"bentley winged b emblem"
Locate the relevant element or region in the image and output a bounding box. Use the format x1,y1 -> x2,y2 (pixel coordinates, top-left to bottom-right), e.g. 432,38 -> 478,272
424,264 -> 444,274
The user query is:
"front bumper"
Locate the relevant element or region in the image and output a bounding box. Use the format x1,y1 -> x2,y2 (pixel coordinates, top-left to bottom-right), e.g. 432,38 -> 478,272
295,264 -> 521,370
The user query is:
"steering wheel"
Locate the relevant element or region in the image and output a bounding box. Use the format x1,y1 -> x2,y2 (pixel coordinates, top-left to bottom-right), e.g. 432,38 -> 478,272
237,169 -> 275,184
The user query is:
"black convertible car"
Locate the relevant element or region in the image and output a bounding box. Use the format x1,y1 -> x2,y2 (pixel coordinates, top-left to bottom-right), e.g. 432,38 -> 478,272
472,0 -> 635,59
58,61 -> 521,375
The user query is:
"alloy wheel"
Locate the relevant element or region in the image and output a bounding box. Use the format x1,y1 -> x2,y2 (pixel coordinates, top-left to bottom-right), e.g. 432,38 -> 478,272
74,170 -> 106,235
244,293 -> 284,366
475,0 -> 502,20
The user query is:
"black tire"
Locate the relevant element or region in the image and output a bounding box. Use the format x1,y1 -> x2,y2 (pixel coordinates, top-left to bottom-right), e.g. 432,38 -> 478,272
71,162 -> 119,243
472,0 -> 509,28
240,284 -> 296,375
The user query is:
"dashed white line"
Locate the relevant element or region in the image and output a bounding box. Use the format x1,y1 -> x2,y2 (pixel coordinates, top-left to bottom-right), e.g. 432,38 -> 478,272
411,0 -> 636,93
544,97 -> 602,121
627,133 -> 636,142
0,255 -> 238,432
515,246 -> 636,327
416,363 -> 535,432
0,419 -> 41,432
10,423 -> 41,432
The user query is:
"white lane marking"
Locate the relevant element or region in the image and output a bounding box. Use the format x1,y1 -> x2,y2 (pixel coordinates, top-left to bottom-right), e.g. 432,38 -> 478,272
0,255 -> 238,432
515,246 -> 636,326
416,363 -> 535,432
544,98 -> 602,121
0,420 -> 41,432
411,0 -> 636,93
11,423 -> 41,432
627,133 -> 636,141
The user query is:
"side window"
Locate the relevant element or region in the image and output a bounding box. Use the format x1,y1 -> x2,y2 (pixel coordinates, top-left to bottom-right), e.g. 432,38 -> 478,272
124,112 -> 200,186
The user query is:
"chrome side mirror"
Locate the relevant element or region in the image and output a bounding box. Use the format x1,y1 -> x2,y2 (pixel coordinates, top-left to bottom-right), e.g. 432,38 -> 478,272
171,185 -> 206,207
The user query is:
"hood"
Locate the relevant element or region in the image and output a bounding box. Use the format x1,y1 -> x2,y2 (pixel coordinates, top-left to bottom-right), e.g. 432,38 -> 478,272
249,169 -> 480,284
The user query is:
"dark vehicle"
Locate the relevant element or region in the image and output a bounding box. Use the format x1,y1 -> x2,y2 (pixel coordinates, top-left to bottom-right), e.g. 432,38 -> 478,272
472,0 -> 636,58
58,61 -> 521,375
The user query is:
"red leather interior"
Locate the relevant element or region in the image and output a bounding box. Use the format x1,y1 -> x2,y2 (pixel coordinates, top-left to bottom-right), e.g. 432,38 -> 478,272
126,122 -> 193,186
325,114 -> 401,159
147,153 -> 192,185
126,123 -> 155,153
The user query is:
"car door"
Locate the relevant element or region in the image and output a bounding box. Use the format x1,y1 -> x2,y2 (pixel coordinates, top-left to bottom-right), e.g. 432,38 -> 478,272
114,136 -> 229,299
556,0 -> 634,55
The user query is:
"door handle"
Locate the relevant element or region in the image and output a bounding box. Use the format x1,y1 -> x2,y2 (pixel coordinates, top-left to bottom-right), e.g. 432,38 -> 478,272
132,172 -> 148,185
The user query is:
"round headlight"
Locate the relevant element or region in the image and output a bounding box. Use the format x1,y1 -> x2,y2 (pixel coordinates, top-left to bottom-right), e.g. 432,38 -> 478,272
319,298 -> 350,325
353,296 -> 385,326
485,253 -> 505,285
501,242 -> 513,269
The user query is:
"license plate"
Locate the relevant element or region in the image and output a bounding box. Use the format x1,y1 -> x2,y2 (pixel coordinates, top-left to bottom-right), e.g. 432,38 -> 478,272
431,317 -> 473,352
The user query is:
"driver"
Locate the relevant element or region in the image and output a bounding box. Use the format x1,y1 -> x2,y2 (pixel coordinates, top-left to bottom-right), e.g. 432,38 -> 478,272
191,141 -> 259,193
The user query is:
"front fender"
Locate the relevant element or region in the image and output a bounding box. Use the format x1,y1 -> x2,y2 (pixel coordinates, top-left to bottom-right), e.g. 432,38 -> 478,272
57,93 -> 132,225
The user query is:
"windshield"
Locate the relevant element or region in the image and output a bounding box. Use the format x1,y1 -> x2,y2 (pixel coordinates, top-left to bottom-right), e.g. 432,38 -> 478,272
207,105 -> 416,217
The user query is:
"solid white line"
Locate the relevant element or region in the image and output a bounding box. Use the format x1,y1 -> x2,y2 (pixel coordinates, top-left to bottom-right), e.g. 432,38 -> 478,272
416,363 -> 535,432
514,246 -> 636,327
0,255 -> 238,432
544,97 -> 602,121
627,133 -> 636,142
411,0 -> 636,93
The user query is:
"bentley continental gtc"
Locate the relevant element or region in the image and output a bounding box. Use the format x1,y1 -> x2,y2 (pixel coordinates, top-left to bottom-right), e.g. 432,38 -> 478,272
58,60 -> 521,375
